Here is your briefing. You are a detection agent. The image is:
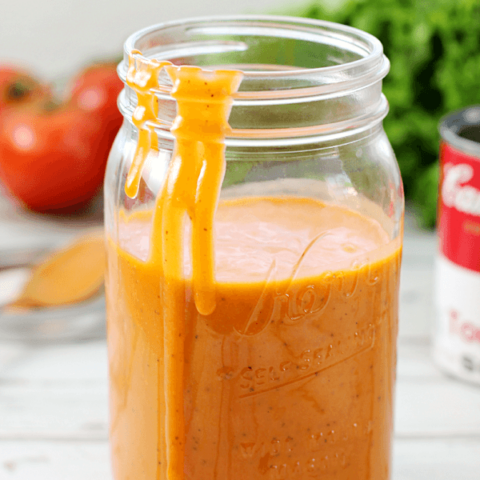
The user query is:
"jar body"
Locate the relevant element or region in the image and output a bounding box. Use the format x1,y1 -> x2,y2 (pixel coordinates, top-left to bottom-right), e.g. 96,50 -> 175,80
105,16 -> 403,480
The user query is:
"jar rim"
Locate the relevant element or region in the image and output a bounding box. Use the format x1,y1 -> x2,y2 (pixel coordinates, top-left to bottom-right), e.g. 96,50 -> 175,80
119,15 -> 390,145
121,15 -> 387,93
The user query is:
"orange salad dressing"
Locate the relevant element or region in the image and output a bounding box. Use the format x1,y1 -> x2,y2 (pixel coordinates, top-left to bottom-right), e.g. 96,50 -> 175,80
106,54 -> 401,480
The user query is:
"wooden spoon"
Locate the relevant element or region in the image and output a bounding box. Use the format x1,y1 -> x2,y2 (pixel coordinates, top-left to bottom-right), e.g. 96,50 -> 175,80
9,230 -> 105,309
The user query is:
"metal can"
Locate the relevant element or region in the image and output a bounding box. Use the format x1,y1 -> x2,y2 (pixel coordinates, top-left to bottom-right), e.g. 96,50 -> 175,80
434,105 -> 480,385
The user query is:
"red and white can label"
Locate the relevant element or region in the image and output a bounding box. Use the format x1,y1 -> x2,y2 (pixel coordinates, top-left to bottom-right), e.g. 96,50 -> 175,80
438,142 -> 480,271
434,142 -> 480,384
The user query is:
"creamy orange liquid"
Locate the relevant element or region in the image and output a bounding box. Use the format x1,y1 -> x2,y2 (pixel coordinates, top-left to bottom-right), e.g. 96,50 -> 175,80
107,54 -> 401,480
107,197 -> 401,480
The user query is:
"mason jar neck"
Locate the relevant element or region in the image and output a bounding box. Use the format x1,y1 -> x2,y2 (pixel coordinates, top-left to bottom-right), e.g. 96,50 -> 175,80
117,15 -> 390,148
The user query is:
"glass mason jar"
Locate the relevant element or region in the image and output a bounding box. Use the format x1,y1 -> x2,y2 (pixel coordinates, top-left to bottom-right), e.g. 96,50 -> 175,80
105,16 -> 403,480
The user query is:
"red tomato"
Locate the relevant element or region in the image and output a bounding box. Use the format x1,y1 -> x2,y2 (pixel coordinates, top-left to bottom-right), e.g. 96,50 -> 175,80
0,63 -> 124,212
70,63 -> 124,150
0,103 -> 112,211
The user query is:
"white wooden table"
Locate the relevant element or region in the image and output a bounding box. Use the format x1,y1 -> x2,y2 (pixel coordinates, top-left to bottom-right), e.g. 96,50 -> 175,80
0,197 -> 479,479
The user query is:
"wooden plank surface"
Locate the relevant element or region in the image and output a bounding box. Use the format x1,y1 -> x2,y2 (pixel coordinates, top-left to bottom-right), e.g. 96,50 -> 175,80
1,339 -> 480,478
0,440 -> 112,479
393,438 -> 480,480
0,342 -> 108,441
2,341 -> 480,441
1,438 -> 480,480
1,203 -> 479,478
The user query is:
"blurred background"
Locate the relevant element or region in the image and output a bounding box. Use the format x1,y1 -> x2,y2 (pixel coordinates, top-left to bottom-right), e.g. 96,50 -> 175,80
1,0 -> 280,78
1,0 -> 480,226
